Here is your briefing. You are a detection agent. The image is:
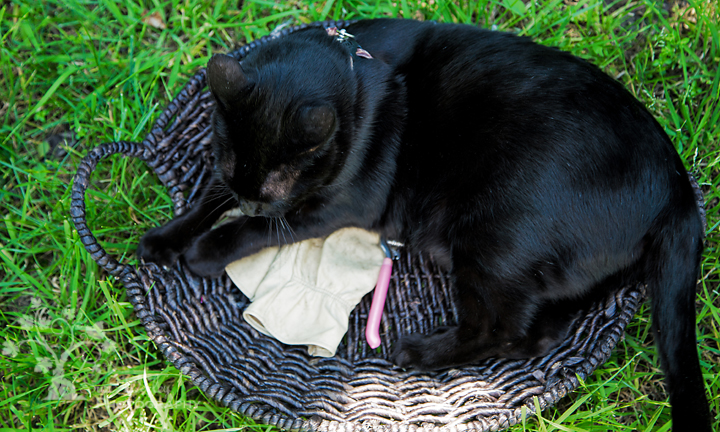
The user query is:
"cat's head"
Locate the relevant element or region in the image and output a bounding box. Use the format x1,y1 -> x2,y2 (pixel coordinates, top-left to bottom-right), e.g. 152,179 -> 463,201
206,31 -> 357,217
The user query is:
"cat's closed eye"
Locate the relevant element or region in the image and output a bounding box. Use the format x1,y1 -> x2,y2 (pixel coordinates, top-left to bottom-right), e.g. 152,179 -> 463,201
299,142 -> 322,155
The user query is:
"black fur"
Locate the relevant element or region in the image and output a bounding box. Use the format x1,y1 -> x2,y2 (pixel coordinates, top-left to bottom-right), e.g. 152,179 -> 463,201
137,19 -> 710,430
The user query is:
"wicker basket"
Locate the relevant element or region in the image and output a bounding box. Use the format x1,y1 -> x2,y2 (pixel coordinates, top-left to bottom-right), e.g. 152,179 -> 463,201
71,20 -> 702,432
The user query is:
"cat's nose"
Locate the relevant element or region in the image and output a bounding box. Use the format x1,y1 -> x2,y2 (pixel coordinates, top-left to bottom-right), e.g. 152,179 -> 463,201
238,199 -> 280,217
239,200 -> 263,216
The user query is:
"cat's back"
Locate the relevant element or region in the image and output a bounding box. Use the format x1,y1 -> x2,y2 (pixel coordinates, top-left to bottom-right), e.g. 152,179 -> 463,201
349,19 -> 608,100
350,20 -> 678,192
343,20 -> 690,252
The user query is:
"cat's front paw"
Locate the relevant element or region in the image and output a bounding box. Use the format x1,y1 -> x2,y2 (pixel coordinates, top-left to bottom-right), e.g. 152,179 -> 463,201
137,226 -> 188,268
182,240 -> 228,278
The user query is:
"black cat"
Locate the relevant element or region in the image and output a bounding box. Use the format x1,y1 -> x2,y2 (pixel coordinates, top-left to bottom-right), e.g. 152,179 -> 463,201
137,19 -> 710,430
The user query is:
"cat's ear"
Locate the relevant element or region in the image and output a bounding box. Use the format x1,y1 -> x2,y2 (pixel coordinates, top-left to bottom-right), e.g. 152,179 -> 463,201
297,104 -> 337,143
207,54 -> 248,108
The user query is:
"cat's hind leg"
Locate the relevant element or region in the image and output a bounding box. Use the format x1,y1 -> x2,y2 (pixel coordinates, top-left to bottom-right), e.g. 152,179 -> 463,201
391,261 -> 586,370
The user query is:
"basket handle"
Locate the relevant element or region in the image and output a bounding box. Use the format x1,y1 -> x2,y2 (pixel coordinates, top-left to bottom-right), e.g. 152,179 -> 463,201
70,141 -> 151,277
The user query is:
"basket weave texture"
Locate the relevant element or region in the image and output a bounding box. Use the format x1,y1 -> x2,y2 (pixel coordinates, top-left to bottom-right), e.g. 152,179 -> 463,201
71,20 -> 661,432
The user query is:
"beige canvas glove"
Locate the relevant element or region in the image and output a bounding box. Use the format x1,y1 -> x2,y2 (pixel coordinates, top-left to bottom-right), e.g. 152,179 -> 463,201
225,227 -> 384,357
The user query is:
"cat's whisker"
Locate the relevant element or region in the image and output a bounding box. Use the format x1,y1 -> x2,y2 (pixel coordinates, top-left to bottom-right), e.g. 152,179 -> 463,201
265,218 -> 272,248
232,215 -> 249,235
204,182 -> 232,196
278,217 -> 289,245
197,195 -> 238,227
204,189 -> 230,200
275,217 -> 281,246
273,218 -> 281,245
318,177 -> 353,191
281,216 -> 296,243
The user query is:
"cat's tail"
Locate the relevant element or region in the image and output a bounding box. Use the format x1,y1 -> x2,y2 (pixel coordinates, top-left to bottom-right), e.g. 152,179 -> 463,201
644,180 -> 711,431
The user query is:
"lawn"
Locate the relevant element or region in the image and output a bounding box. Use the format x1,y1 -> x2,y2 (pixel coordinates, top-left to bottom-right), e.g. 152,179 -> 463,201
1,0 -> 718,430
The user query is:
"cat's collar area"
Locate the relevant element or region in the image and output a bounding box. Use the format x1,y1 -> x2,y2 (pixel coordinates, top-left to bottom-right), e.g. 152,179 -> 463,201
326,27 -> 373,61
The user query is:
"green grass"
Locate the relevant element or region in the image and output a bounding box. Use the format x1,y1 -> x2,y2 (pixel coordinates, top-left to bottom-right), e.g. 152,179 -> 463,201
1,0 -> 718,430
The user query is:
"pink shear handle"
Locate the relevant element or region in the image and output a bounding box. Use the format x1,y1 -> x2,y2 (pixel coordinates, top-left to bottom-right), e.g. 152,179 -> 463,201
366,257 -> 393,348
